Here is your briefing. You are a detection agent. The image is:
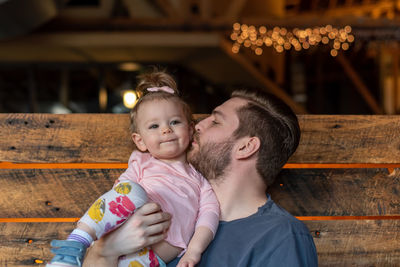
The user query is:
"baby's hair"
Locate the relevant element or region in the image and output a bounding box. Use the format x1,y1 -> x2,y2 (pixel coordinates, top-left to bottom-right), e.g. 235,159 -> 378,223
130,70 -> 193,133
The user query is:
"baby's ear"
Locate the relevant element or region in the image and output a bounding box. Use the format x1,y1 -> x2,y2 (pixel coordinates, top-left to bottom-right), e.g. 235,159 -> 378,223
132,133 -> 147,152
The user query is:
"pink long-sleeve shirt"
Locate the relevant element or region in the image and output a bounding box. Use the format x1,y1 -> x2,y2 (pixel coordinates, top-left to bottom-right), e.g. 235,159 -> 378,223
117,151 -> 220,251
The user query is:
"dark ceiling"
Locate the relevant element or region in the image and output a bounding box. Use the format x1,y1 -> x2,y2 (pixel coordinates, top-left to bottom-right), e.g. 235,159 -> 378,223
0,0 -> 399,115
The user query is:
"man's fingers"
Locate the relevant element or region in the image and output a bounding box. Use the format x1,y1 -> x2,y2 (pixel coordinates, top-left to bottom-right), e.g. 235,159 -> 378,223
145,219 -> 171,236
144,232 -> 168,247
143,211 -> 171,225
136,202 -> 162,216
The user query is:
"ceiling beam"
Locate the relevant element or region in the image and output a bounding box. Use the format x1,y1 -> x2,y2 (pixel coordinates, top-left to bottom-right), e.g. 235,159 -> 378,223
38,14 -> 400,33
121,0 -> 163,18
223,0 -> 247,22
155,0 -> 182,18
1,32 -> 221,47
199,0 -> 212,20
329,0 -> 338,9
298,1 -> 395,17
59,0 -> 115,18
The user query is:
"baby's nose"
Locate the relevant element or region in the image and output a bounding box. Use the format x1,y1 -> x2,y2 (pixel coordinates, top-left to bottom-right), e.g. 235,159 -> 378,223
162,127 -> 172,134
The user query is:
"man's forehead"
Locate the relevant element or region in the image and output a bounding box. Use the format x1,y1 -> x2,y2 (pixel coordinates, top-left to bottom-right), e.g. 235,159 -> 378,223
214,97 -> 248,113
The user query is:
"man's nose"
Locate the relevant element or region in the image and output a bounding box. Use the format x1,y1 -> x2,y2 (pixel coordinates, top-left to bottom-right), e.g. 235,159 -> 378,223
195,116 -> 208,132
194,122 -> 202,132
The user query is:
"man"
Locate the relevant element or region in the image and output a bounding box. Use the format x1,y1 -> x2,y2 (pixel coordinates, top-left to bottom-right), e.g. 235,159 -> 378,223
84,89 -> 318,266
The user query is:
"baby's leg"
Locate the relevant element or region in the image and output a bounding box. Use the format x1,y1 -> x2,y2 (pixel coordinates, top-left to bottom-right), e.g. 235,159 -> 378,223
152,241 -> 183,263
118,241 -> 182,267
76,181 -> 148,242
48,181 -> 147,267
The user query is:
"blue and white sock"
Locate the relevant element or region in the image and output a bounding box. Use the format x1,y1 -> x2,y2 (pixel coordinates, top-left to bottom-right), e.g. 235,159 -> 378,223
67,228 -> 94,248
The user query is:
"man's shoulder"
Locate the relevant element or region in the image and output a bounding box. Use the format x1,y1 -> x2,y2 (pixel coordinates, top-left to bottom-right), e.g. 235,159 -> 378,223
258,199 -> 311,236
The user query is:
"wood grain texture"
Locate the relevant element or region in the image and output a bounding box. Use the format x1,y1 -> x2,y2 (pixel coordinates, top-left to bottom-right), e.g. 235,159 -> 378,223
269,168 -> 400,216
292,115 -> 400,164
0,222 -> 74,266
1,221 -> 399,266
305,220 -> 400,266
0,169 -> 119,217
0,168 -> 398,218
1,114 -> 400,164
0,114 -> 134,163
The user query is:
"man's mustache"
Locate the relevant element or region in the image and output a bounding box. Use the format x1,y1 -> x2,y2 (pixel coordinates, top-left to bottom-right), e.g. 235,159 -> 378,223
193,132 -> 200,143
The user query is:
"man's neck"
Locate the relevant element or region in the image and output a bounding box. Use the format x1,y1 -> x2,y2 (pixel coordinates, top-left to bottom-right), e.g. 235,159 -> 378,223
210,171 -> 268,222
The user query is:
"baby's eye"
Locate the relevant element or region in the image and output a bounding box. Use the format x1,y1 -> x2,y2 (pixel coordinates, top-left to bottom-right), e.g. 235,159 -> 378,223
212,120 -> 219,125
170,120 -> 181,125
149,124 -> 159,129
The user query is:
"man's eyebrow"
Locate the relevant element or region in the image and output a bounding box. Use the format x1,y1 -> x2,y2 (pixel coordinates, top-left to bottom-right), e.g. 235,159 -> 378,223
211,109 -> 225,119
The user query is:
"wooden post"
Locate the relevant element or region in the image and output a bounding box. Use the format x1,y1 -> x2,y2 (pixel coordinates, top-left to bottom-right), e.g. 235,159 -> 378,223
392,43 -> 399,114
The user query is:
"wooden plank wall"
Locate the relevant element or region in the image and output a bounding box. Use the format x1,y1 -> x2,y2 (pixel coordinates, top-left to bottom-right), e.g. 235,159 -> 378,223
0,114 -> 399,266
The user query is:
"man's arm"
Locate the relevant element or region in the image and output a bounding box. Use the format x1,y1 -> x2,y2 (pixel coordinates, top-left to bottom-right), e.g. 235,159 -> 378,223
83,202 -> 171,267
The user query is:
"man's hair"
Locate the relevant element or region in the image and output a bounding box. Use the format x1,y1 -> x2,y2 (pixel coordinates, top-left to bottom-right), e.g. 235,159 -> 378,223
231,89 -> 300,186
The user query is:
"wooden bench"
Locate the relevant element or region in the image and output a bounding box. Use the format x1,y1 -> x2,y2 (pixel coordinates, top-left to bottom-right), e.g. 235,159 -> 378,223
0,113 -> 399,266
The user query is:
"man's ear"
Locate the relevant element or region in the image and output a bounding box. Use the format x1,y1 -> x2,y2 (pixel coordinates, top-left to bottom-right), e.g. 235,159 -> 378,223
132,133 -> 147,152
235,136 -> 260,159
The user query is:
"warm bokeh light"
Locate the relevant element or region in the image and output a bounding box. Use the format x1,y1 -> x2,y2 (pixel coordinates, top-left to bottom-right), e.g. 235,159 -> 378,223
99,86 -> 107,111
123,91 -> 137,109
231,23 -> 354,57
118,62 -> 141,72
233,22 -> 241,31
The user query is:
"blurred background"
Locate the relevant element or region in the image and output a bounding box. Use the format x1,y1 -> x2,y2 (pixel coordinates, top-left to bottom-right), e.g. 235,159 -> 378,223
0,0 -> 400,115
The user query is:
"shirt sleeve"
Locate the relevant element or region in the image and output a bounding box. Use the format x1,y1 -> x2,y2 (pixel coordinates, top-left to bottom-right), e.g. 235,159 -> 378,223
195,175 -> 220,237
114,151 -> 143,185
263,232 -> 318,267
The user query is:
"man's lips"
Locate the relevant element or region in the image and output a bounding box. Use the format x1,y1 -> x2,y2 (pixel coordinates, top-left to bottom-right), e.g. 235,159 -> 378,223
192,133 -> 200,144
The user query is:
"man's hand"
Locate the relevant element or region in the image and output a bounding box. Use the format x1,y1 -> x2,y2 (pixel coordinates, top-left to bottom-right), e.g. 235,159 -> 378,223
83,203 -> 171,267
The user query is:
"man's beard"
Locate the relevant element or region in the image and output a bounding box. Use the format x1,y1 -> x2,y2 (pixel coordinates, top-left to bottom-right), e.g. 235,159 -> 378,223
188,134 -> 235,182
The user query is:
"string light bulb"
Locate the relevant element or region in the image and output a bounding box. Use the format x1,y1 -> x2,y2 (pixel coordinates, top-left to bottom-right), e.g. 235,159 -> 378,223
231,23 -> 354,57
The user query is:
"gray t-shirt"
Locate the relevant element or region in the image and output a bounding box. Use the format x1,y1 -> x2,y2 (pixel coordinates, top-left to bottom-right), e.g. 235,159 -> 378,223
168,195 -> 318,267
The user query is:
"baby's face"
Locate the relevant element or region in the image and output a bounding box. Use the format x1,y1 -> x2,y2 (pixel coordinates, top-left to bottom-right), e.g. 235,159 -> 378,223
133,99 -> 192,163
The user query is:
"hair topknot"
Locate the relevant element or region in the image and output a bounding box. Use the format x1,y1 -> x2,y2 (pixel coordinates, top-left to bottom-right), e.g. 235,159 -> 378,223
136,70 -> 179,97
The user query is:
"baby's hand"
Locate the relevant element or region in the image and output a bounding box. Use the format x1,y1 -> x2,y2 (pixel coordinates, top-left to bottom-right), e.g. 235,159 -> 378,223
176,250 -> 201,267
